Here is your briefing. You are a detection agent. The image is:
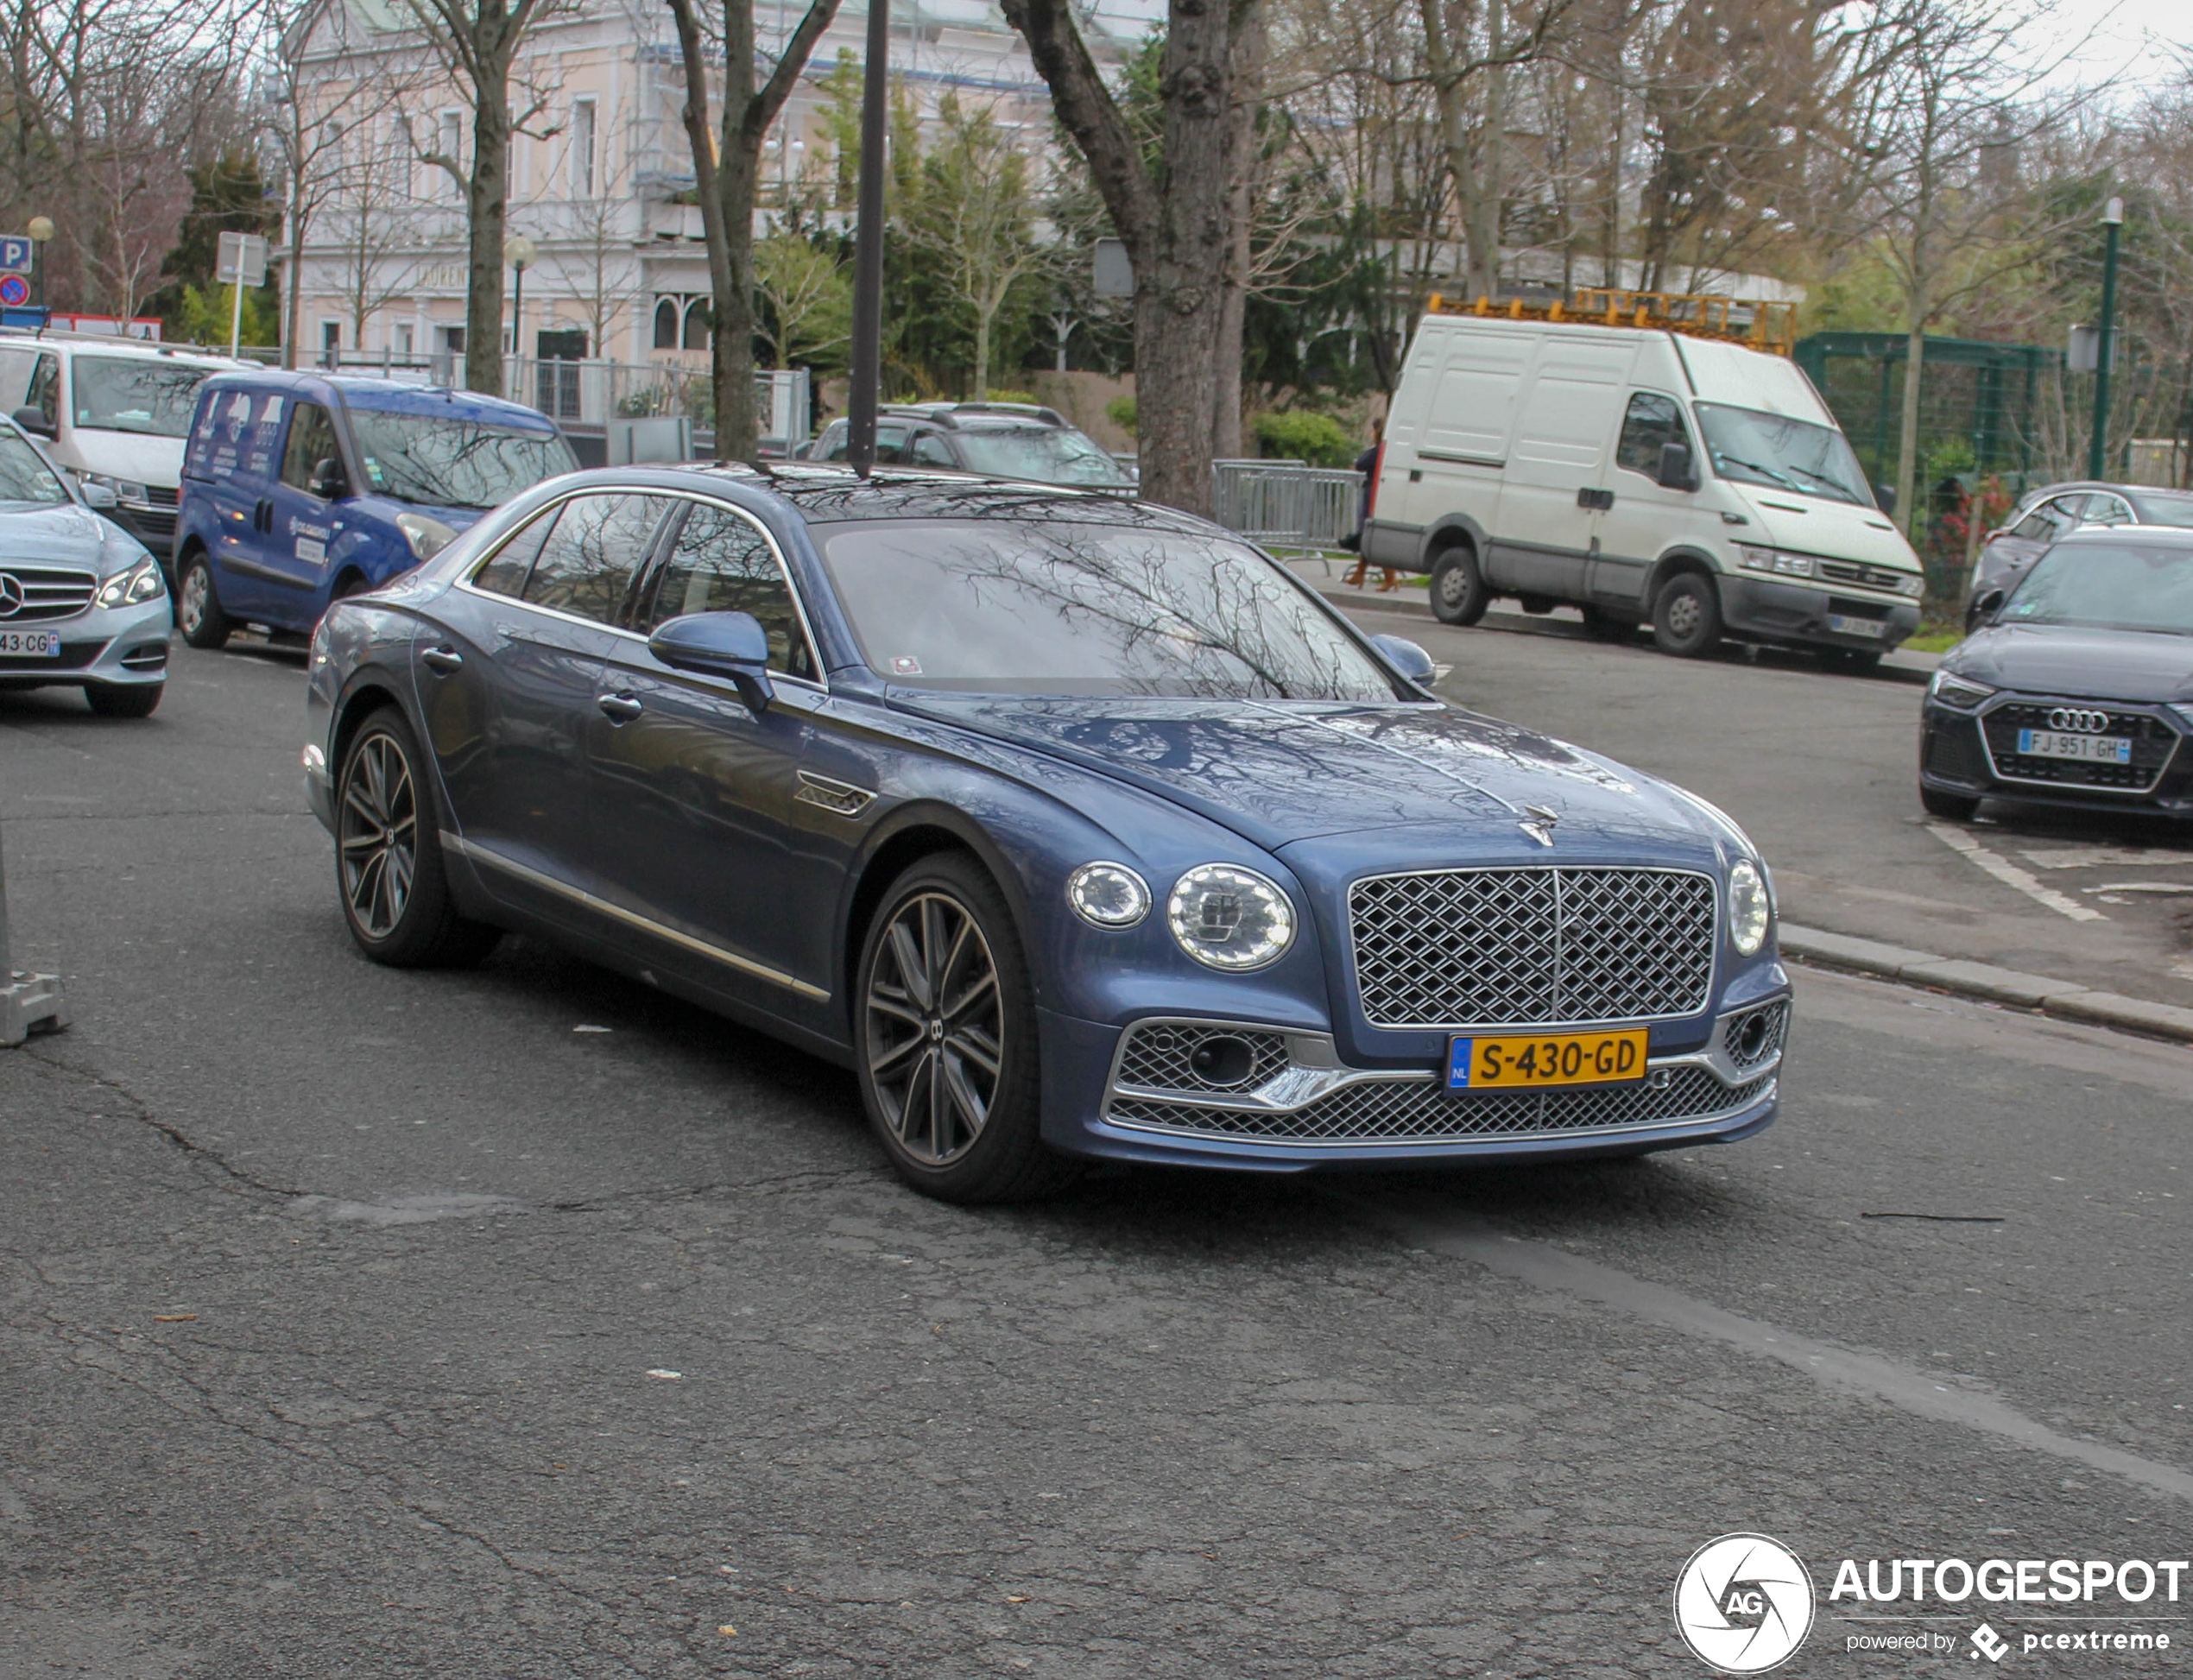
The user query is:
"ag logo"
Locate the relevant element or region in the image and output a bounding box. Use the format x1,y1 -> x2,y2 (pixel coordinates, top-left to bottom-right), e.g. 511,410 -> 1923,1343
1673,1533 -> 1816,1673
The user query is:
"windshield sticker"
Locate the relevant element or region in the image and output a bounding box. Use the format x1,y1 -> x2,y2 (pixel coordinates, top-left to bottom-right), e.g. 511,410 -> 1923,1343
890,655 -> 922,675
363,457 -> 387,484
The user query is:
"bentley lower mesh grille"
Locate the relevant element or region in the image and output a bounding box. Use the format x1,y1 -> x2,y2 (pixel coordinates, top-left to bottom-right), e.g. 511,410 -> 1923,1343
1109,1067 -> 1773,1146
1349,867 -> 1716,1027
1718,999 -> 1790,1073
1115,1022 -> 1291,1093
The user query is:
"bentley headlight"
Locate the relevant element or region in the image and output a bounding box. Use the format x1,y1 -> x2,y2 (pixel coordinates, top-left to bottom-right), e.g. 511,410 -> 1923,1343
1928,670 -> 1995,710
95,557 -> 166,609
1728,860 -> 1771,957
1066,862 -> 1151,929
396,511 -> 458,561
1167,864 -> 1295,971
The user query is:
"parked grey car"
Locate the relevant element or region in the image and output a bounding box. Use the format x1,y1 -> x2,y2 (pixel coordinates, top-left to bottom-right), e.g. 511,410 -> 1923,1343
1970,480 -> 2193,608
0,414 -> 172,717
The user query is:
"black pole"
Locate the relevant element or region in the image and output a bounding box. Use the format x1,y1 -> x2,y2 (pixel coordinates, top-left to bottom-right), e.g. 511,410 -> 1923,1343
846,0 -> 889,477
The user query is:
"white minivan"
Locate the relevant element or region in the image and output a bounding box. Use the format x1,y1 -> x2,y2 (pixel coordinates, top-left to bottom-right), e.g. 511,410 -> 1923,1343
1362,310 -> 1925,666
0,335 -> 245,563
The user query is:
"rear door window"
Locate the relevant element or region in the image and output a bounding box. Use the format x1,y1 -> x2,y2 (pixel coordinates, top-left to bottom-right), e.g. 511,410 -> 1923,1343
520,493 -> 676,625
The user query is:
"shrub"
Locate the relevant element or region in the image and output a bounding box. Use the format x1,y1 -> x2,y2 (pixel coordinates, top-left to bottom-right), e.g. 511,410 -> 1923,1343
983,389 -> 1040,405
1253,409 -> 1356,468
1104,395 -> 1138,437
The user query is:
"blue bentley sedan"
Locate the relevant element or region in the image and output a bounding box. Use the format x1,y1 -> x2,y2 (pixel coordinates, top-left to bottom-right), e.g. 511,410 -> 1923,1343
303,466 -> 1790,1202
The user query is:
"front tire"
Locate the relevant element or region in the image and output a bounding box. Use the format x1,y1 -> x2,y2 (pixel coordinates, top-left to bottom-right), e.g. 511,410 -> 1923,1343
83,684 -> 161,718
1652,572 -> 1722,657
1920,785 -> 1981,821
176,550 -> 231,650
1428,544 -> 1490,627
856,853 -> 1075,1203
335,707 -> 501,968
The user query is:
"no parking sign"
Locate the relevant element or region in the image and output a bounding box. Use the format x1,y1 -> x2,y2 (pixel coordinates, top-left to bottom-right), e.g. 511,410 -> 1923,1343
0,275 -> 28,307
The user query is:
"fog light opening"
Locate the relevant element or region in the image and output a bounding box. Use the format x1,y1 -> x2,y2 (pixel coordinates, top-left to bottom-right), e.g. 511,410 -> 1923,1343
1734,1013 -> 1772,1062
1188,1035 -> 1257,1089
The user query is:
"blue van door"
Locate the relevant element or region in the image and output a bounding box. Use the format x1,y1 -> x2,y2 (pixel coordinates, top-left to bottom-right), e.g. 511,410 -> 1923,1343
198,387 -> 285,621
254,400 -> 348,629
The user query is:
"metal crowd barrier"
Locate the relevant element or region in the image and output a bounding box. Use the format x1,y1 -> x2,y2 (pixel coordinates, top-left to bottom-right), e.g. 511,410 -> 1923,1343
1210,459 -> 1366,564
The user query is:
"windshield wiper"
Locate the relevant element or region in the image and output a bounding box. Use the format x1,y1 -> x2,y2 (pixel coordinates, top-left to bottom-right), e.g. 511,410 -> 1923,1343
1712,453 -> 1800,491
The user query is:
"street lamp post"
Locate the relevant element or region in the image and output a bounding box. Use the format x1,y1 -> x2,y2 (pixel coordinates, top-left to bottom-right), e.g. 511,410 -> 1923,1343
2085,195 -> 2122,483
845,0 -> 890,477
26,216 -> 53,313
504,235 -> 536,402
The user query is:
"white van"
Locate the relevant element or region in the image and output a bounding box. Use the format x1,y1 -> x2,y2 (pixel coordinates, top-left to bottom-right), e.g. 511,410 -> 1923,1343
0,335 -> 246,561
1362,309 -> 1924,666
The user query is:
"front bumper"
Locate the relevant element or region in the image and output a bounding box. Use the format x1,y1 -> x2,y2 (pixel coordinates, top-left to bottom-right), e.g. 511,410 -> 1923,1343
1038,995 -> 1789,1171
1921,695 -> 2193,818
1720,574 -> 1919,653
0,597 -> 173,690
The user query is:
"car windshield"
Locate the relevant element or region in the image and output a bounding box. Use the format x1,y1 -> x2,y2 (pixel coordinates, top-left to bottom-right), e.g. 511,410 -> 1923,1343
2001,542 -> 2193,635
815,516 -> 1400,698
2130,489 -> 2193,527
71,357 -> 210,437
344,407 -> 577,509
951,425 -> 1133,488
1694,402 -> 1872,507
0,430 -> 68,505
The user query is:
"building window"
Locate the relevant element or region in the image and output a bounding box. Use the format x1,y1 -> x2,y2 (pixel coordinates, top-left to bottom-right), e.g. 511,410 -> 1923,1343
395,323 -> 415,357
682,298 -> 711,351
653,298 -> 679,350
437,111 -> 463,194
571,98 -> 597,198
319,321 -> 341,367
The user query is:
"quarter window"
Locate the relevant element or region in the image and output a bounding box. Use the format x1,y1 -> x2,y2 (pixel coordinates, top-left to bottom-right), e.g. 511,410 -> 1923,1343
1615,392 -> 1689,477
521,493 -> 674,624
2011,498 -> 2081,543
281,403 -> 342,494
640,502 -> 817,679
472,505 -> 560,597
911,431 -> 957,467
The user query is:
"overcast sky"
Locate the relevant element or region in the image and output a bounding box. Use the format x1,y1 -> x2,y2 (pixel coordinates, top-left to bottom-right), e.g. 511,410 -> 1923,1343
2043,0 -> 2189,95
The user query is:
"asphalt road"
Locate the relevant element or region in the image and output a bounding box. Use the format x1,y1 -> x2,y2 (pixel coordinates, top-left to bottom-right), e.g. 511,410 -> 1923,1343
3,643 -> 2190,1678
1318,584 -> 2193,1014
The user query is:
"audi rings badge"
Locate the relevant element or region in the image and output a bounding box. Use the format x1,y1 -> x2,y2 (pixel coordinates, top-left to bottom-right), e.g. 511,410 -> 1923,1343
2046,707 -> 2113,734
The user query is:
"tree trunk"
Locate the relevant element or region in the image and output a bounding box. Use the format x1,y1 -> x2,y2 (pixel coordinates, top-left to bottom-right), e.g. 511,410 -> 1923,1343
1423,0 -> 1506,302
973,294 -> 994,400
284,197 -> 307,371
1894,318 -> 1925,543
463,76 -> 510,395
708,140 -> 762,461
1211,1 -> 1267,460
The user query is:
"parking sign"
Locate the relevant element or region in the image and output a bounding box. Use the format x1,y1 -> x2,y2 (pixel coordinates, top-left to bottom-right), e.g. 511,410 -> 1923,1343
0,237 -> 31,275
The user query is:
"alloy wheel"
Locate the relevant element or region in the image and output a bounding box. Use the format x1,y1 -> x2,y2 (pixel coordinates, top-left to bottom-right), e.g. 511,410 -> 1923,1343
864,891 -> 1003,1166
1663,592 -> 1701,638
179,566 -> 207,635
339,731 -> 418,940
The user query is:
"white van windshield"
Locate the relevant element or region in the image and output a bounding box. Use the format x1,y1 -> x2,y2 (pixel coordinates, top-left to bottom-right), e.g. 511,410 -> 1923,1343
1695,403 -> 1872,508
72,357 -> 210,438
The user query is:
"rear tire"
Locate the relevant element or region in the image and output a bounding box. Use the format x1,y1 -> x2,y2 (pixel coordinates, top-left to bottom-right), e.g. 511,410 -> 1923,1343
83,684 -> 161,718
1920,785 -> 1981,821
175,550 -> 231,650
1652,572 -> 1722,658
855,852 -> 1078,1204
1428,545 -> 1490,627
335,706 -> 502,968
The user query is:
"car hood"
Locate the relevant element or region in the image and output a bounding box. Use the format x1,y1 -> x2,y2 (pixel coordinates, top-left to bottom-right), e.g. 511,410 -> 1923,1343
1731,483 -> 1921,574
888,693 -> 1733,862
0,502 -> 136,569
67,430 -> 187,488
1949,623 -> 2193,704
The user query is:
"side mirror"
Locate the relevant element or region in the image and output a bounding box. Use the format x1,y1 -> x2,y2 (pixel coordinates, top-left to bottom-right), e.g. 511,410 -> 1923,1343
1965,585 -> 2006,634
11,406 -> 54,439
1873,481 -> 1899,517
648,609 -> 774,711
1368,633 -> 1437,686
1655,440 -> 1697,491
308,457 -> 349,500
79,480 -> 118,510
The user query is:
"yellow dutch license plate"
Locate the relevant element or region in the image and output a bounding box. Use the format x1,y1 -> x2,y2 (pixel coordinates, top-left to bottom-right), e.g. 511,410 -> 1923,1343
1446,1027 -> 1648,1090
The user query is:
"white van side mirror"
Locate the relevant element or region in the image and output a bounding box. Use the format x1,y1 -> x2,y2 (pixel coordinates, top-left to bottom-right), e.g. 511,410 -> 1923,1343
1656,441 -> 1697,492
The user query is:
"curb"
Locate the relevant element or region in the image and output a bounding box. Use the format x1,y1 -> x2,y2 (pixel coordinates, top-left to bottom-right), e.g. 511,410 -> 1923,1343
1779,924 -> 2193,1045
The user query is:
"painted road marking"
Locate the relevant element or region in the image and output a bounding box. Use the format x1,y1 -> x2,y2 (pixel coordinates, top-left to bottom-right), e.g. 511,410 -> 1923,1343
1927,823 -> 2107,922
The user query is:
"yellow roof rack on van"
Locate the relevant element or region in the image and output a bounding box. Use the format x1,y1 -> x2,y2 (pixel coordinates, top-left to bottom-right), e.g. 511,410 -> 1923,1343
1423,289 -> 1798,357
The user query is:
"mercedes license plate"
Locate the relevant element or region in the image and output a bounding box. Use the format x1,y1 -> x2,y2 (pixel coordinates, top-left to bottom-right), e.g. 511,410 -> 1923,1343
2017,728 -> 2131,765
1824,614 -> 1887,638
0,629 -> 60,658
1447,1028 -> 1649,1090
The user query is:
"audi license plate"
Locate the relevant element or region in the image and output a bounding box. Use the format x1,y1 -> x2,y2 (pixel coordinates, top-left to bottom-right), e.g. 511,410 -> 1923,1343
0,629 -> 60,658
2017,728 -> 2131,765
1824,614 -> 1887,638
1447,1027 -> 1648,1090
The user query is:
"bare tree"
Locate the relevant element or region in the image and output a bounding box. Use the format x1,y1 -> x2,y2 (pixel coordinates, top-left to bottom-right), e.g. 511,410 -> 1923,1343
663,0 -> 844,462
331,124 -> 425,353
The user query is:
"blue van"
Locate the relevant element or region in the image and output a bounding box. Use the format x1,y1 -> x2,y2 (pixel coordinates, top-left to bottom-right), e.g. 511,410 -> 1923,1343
174,371 -> 578,647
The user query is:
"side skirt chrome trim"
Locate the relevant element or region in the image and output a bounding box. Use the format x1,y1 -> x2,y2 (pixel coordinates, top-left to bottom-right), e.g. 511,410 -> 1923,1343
440,831 -> 830,1001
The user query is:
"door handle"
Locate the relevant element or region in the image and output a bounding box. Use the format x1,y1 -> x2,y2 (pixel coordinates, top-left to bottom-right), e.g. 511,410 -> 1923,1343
597,692 -> 644,723
420,646 -> 464,675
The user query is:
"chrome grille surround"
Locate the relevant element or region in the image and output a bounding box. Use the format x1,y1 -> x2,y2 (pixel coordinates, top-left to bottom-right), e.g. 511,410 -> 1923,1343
1100,1004 -> 1784,1150
0,565 -> 97,624
1348,866 -> 1718,1030
1976,697 -> 2182,794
